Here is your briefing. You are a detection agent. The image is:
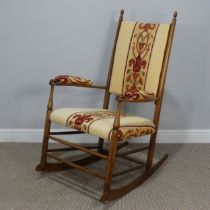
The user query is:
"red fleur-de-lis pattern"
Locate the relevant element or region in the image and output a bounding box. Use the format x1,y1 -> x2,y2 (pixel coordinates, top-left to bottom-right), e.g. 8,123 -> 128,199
65,111 -> 155,140
122,23 -> 159,100
66,111 -> 116,133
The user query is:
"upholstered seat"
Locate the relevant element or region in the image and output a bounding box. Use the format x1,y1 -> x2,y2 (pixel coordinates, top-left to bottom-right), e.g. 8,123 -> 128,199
51,108 -> 155,140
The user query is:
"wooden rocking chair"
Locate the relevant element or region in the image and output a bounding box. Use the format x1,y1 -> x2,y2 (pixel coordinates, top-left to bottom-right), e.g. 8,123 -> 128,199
36,10 -> 177,202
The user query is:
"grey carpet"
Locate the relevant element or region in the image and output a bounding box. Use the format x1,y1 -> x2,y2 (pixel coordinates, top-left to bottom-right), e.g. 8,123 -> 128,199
0,143 -> 209,210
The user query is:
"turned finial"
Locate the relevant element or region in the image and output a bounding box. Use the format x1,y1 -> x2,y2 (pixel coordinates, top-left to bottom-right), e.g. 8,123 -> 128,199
120,9 -> 124,16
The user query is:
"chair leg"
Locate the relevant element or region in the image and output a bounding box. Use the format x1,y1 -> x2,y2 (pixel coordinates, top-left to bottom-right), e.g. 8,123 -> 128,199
100,153 -> 168,202
97,138 -> 104,152
100,131 -> 118,202
36,112 -> 51,171
99,132 -> 168,202
146,133 -> 157,171
146,132 -> 168,172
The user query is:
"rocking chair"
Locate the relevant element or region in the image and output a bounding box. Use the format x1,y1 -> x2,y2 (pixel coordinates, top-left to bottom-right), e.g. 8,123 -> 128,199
36,10 -> 177,202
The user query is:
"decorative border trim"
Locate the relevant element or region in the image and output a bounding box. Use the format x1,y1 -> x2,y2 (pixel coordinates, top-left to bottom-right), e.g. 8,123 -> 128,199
0,129 -> 210,143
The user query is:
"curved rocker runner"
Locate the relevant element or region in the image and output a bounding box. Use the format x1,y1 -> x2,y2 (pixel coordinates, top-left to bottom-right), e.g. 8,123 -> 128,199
36,9 -> 177,202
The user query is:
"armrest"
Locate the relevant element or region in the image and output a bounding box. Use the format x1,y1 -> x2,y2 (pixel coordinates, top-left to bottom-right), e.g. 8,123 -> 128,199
49,75 -> 106,89
116,90 -> 159,103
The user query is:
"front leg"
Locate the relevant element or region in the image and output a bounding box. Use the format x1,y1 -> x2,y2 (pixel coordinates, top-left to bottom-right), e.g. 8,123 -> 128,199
36,84 -> 54,171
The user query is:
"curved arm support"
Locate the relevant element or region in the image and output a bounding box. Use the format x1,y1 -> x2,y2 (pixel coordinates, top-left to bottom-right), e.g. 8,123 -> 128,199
49,79 -> 106,90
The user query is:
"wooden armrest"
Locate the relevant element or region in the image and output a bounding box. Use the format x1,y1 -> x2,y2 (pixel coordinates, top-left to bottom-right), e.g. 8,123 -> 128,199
49,79 -> 106,89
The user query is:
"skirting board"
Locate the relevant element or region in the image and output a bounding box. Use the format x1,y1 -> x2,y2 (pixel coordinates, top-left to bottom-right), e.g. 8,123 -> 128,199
0,129 -> 209,143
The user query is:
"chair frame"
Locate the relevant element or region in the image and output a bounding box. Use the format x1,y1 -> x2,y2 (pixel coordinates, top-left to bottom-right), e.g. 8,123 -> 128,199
36,10 -> 177,202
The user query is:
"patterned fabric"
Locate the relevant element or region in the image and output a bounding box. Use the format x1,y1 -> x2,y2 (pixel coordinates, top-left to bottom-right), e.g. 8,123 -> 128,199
66,111 -> 117,133
109,21 -> 170,98
124,89 -> 156,101
54,75 -> 93,86
50,108 -> 155,141
122,23 -> 158,100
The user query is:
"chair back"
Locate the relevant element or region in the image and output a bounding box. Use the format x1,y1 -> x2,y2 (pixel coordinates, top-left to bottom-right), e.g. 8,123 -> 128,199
109,21 -> 171,100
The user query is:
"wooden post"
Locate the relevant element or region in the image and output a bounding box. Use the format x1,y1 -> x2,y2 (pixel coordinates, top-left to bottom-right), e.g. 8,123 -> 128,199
98,9 -> 124,152
36,84 -> 54,171
146,12 -> 177,171
101,99 -> 121,202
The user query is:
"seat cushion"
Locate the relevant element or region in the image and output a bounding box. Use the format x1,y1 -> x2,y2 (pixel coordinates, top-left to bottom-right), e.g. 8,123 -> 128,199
50,108 -> 156,141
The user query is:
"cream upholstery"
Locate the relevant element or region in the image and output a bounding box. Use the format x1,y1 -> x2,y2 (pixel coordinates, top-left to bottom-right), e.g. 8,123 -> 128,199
51,108 -> 155,140
109,21 -> 170,98
50,21 -> 170,141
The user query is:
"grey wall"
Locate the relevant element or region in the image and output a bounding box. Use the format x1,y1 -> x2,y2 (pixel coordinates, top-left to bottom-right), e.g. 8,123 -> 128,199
0,0 -> 209,130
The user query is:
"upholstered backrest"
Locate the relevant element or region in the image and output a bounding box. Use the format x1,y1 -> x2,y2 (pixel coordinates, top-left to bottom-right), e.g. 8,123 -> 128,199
109,21 -> 170,98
